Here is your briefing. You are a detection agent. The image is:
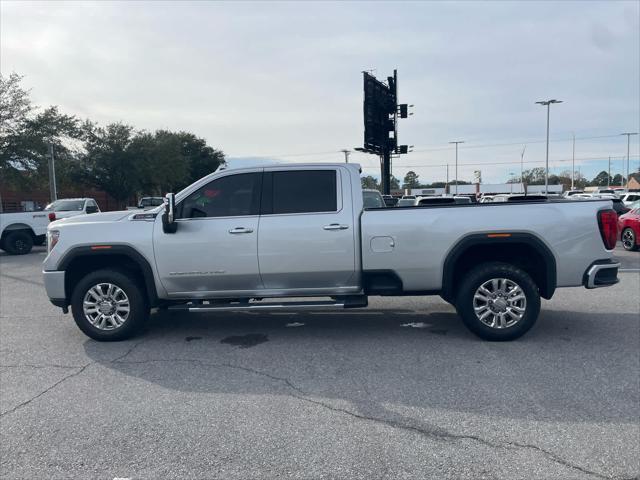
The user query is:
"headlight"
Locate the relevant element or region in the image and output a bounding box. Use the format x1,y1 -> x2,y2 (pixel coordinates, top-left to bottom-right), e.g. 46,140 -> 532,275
47,230 -> 60,252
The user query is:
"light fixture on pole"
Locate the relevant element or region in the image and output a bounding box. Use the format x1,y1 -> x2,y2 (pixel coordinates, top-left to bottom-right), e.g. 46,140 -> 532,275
535,99 -> 563,194
449,140 -> 464,194
620,132 -> 638,188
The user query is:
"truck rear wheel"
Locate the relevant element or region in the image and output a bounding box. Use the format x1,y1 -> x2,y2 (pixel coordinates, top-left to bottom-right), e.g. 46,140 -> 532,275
456,262 -> 540,341
3,231 -> 34,255
71,269 -> 149,341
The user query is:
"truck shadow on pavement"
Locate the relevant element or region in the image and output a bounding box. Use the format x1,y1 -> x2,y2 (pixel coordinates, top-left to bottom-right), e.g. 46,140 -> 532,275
82,308 -> 639,424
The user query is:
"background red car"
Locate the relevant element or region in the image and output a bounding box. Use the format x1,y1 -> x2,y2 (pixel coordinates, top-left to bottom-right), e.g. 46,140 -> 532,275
618,204 -> 640,251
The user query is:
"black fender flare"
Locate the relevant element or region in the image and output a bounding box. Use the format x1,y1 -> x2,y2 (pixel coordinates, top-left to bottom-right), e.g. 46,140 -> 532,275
441,232 -> 557,301
57,245 -> 159,306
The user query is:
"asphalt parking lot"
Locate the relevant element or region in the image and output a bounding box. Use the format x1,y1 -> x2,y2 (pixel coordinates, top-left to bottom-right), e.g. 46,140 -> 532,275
1,247 -> 638,479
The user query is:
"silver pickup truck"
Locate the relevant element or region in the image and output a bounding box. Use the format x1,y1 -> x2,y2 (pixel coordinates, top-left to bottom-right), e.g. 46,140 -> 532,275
43,163 -> 620,341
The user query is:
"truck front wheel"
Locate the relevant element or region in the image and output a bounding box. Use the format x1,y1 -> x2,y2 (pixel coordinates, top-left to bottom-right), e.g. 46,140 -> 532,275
456,262 -> 540,341
71,269 -> 149,341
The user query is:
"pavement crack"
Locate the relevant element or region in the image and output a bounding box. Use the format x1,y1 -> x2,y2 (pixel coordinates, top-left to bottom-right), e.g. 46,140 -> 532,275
503,440 -> 614,480
0,362 -> 93,418
114,356 -> 619,480
110,339 -> 148,363
0,363 -> 85,370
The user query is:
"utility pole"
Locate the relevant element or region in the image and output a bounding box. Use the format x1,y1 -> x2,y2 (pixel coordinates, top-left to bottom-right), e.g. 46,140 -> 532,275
449,141 -> 464,194
520,145 -> 526,185
621,132 -> 638,188
608,156 -> 611,187
341,149 -> 351,163
571,132 -> 575,190
48,143 -> 57,203
446,164 -> 449,194
535,99 -> 563,194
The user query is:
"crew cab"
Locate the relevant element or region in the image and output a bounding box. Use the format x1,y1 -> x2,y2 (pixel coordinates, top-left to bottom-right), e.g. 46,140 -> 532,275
43,163 -> 620,342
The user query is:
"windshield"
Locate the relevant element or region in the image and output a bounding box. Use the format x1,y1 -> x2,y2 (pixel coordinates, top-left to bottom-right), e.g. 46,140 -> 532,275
45,200 -> 85,212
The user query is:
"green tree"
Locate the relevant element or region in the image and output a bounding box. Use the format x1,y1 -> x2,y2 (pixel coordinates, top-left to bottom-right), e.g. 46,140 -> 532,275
390,175 -> 400,190
590,170 -> 610,187
1,74 -> 82,191
361,175 -> 380,190
179,132 -> 225,186
403,171 -> 420,189
611,173 -> 625,186
78,122 -> 139,207
511,167 -> 546,185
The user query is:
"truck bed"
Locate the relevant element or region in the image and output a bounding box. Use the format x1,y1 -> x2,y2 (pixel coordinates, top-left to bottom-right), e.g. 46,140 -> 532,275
361,199 -> 612,292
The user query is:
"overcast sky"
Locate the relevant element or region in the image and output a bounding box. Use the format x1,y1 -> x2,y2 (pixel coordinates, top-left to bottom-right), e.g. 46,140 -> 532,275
2,0 -> 639,184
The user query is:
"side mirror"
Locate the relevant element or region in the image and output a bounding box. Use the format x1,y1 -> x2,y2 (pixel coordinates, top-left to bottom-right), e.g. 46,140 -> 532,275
162,193 -> 178,234
86,206 -> 98,214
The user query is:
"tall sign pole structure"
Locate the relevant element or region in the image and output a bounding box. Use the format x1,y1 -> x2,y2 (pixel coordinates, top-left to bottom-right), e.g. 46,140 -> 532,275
356,69 -> 412,195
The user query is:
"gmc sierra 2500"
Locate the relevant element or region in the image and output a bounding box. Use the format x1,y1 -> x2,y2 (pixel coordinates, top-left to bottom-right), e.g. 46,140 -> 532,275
43,163 -> 620,341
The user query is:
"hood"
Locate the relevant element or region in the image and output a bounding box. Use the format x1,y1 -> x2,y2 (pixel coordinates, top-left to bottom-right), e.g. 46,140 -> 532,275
49,210 -> 132,227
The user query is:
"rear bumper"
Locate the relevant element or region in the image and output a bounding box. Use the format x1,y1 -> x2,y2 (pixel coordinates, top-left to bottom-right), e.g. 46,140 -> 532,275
583,261 -> 620,289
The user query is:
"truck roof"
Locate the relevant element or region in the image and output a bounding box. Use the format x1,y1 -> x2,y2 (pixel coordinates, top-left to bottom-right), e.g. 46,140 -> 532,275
219,162 -> 362,173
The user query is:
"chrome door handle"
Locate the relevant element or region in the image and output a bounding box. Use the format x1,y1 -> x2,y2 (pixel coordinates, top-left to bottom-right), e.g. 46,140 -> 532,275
229,227 -> 254,234
323,224 -> 349,230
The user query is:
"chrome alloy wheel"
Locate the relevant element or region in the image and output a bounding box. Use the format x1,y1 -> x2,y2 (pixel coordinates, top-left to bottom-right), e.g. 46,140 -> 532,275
472,278 -> 527,329
622,229 -> 635,250
83,283 -> 130,330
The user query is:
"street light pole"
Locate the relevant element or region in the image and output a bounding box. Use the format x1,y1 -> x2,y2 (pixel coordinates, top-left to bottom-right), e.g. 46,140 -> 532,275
608,156 -> 611,187
449,140 -> 464,194
341,149 -> 351,163
48,143 -> 57,203
620,132 -> 638,188
536,99 -> 563,194
520,145 -> 526,185
571,132 -> 575,190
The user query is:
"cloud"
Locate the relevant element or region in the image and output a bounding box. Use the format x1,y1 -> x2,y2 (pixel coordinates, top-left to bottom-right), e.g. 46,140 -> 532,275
1,0 -> 638,183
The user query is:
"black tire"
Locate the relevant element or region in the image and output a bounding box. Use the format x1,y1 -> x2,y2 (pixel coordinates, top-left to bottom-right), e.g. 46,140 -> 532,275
3,231 -> 34,255
71,269 -> 149,341
621,228 -> 638,251
456,262 -> 541,341
33,235 -> 46,246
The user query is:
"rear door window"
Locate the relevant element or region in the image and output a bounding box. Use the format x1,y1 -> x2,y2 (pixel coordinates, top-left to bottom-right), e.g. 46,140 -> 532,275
265,170 -> 337,214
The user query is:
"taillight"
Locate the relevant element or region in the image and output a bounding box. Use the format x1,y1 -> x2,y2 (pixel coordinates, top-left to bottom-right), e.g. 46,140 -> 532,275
48,212 -> 56,222
597,209 -> 617,250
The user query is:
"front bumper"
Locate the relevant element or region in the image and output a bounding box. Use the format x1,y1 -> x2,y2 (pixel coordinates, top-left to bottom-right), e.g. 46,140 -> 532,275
583,261 -> 620,289
43,270 -> 66,306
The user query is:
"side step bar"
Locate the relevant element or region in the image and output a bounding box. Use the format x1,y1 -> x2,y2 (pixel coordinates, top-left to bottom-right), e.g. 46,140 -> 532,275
168,296 -> 368,313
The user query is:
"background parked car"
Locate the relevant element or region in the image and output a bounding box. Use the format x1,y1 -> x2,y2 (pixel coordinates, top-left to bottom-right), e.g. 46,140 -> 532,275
618,207 -> 640,251
138,197 -> 165,209
362,189 -> 385,208
45,198 -> 100,221
382,194 -> 399,207
396,198 -> 417,207
620,192 -> 640,207
563,190 -> 584,197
